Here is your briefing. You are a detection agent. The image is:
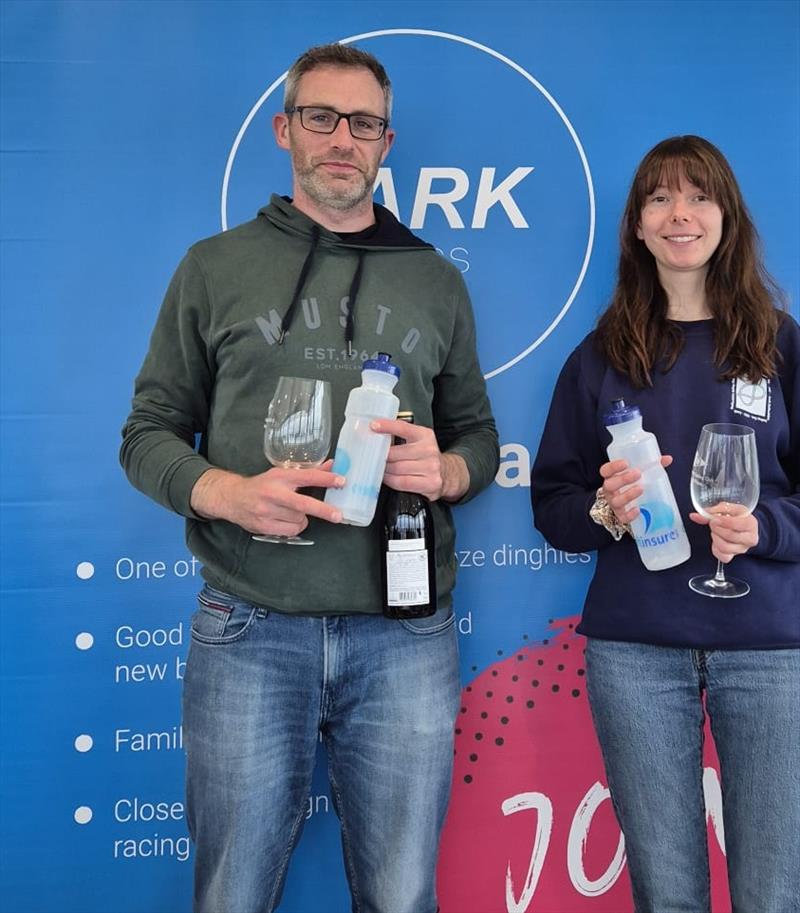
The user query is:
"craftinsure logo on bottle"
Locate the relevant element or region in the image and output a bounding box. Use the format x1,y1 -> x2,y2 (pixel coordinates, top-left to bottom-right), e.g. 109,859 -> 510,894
222,29 -> 594,380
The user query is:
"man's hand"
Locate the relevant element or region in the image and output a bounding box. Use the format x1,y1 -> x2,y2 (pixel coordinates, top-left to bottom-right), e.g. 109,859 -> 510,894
689,503 -> 759,563
190,462 -> 344,538
371,418 -> 469,503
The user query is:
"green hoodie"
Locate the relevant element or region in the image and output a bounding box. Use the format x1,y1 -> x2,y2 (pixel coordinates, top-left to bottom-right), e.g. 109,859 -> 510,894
121,195 -> 498,615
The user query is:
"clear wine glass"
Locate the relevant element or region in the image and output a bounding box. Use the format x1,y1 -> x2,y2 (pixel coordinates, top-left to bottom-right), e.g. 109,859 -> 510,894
689,423 -> 759,598
253,376 -> 331,546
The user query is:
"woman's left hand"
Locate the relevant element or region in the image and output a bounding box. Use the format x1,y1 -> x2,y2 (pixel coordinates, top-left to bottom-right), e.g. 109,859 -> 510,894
689,504 -> 759,563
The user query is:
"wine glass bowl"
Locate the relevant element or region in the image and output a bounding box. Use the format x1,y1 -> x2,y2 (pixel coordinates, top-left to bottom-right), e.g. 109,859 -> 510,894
689,423 -> 759,598
263,386 -> 331,469
254,377 -> 331,545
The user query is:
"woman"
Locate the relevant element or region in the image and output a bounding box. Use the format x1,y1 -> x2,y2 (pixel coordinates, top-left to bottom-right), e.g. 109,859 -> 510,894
531,136 -> 799,911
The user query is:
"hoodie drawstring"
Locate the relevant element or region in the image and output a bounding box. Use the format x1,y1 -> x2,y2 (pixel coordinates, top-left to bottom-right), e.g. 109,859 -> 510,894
278,228 -> 366,355
279,225 -> 320,344
343,251 -> 365,357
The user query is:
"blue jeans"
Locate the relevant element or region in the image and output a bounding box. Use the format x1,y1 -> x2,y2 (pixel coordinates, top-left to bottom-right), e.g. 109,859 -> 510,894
586,639 -> 800,913
182,584 -> 461,913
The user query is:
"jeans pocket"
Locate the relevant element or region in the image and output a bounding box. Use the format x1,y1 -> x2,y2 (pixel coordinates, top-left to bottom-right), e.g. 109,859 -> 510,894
399,606 -> 455,635
191,585 -> 260,645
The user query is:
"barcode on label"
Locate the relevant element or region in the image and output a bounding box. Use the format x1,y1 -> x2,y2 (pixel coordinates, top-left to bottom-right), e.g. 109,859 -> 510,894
386,548 -> 430,606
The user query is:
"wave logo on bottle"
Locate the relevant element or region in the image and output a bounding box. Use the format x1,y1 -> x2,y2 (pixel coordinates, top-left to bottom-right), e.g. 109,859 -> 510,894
331,448 -> 351,477
639,500 -> 674,535
331,443 -> 384,502
331,448 -> 379,498
634,499 -> 681,550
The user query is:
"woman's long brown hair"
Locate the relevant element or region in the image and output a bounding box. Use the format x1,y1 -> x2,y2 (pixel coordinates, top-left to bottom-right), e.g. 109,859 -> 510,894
596,135 -> 784,387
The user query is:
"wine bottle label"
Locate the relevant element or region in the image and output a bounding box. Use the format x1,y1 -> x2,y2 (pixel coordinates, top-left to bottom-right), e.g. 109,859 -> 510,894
386,541 -> 430,606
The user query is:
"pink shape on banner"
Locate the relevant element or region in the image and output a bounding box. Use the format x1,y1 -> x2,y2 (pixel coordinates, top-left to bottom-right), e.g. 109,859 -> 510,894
437,616 -> 732,912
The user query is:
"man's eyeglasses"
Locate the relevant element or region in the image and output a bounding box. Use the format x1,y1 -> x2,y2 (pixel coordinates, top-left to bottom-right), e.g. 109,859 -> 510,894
286,106 -> 388,141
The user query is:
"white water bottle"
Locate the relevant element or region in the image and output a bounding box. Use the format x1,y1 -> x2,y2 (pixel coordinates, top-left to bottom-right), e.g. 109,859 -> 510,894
325,353 -> 400,526
605,399 -> 691,571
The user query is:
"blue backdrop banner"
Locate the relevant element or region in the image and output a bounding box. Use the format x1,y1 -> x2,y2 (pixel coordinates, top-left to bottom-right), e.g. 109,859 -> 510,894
1,2 -> 797,911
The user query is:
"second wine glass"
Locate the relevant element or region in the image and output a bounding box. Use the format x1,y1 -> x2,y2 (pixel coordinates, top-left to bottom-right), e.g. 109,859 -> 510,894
689,423 -> 759,598
253,376 -> 331,546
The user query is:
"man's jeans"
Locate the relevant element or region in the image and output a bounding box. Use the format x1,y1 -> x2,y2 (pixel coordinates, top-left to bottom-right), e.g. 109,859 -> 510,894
183,584 -> 461,913
586,638 -> 800,913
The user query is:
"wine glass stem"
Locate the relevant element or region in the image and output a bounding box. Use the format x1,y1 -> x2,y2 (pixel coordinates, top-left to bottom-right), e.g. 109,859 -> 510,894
714,559 -> 727,584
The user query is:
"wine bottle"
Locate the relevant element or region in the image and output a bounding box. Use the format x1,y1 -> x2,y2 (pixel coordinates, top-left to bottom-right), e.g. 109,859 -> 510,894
380,412 -> 437,619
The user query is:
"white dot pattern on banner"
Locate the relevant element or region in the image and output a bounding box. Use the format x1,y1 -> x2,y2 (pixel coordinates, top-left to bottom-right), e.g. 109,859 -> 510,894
75,632 -> 94,650
74,735 -> 93,752
74,807 -> 92,825
76,561 -> 95,580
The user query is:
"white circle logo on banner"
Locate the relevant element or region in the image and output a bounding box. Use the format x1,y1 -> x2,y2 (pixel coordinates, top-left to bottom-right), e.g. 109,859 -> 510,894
222,29 -> 594,378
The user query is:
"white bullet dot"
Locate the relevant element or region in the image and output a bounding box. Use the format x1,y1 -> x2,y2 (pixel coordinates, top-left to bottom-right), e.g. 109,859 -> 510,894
76,562 -> 95,580
75,632 -> 94,651
74,806 -> 93,825
74,734 -> 93,753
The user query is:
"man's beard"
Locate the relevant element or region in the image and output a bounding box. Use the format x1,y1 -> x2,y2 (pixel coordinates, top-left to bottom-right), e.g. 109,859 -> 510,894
293,153 -> 376,212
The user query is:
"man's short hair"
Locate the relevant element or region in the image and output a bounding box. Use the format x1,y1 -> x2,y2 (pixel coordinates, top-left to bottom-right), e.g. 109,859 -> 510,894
284,43 -> 393,121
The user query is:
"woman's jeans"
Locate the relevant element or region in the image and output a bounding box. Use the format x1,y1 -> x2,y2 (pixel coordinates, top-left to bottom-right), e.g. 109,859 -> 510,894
586,638 -> 800,913
182,584 -> 461,913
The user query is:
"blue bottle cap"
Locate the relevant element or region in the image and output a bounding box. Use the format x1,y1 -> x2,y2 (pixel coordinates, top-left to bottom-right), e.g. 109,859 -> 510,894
604,398 -> 641,425
363,352 -> 401,378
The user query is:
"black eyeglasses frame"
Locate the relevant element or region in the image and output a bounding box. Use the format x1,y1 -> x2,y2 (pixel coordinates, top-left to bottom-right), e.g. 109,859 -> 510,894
285,106 -> 389,141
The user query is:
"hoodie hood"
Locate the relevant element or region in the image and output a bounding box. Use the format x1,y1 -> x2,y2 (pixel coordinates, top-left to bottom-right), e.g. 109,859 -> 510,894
259,193 -> 434,251
257,194 -> 433,351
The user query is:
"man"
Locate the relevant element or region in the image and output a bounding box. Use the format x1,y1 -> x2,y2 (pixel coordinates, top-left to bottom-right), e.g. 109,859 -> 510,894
121,43 -> 498,913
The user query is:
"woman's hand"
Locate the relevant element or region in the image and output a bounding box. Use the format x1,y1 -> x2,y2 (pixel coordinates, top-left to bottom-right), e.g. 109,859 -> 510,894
599,455 -> 674,525
689,504 -> 759,563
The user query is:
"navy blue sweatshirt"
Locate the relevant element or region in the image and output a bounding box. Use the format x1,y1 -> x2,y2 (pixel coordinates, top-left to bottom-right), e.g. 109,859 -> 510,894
531,315 -> 800,649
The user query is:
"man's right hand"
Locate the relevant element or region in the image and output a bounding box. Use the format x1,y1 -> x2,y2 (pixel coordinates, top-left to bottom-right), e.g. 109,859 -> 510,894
190,463 -> 344,537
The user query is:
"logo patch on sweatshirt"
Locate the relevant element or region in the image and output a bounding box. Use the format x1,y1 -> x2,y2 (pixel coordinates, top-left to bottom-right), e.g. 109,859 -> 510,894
730,376 -> 771,422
